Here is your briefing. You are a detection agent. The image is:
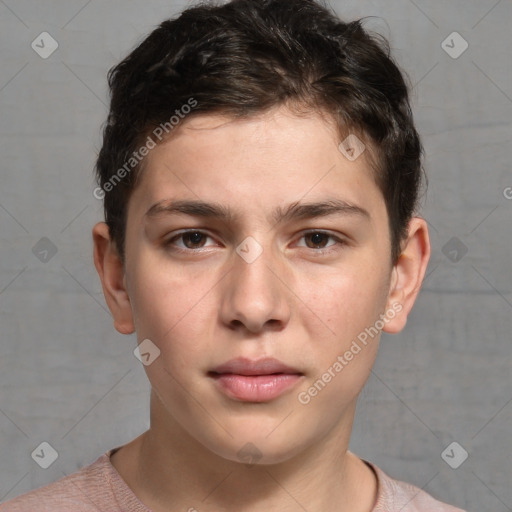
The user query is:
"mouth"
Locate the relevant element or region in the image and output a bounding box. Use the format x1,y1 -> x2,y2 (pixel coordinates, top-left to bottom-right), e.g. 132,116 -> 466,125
208,357 -> 304,402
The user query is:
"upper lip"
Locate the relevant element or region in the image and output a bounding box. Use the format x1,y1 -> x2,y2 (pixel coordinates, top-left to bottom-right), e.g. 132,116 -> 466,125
210,357 -> 302,376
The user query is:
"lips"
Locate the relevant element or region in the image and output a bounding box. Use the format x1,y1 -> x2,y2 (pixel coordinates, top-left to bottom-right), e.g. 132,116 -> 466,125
210,357 -> 302,376
208,357 -> 303,402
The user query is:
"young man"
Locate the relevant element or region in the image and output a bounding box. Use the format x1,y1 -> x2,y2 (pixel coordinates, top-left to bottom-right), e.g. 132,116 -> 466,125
1,0 -> 466,510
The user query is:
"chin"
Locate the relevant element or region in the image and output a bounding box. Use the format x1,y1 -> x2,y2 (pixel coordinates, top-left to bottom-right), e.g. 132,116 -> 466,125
202,428 -> 310,467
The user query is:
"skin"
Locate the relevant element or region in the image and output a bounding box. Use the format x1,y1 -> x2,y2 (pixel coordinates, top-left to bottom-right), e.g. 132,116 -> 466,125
93,104 -> 430,512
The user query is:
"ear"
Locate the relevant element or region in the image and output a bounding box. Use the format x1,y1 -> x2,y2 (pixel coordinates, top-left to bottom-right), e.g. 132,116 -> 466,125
92,222 -> 135,335
382,217 -> 431,334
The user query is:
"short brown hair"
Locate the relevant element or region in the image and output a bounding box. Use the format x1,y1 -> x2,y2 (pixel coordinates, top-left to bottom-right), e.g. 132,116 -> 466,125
95,0 -> 426,266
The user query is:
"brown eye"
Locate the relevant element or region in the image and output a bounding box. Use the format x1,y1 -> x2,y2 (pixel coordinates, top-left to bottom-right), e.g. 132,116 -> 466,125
304,232 -> 332,249
165,230 -> 215,251
182,231 -> 207,249
296,231 -> 346,254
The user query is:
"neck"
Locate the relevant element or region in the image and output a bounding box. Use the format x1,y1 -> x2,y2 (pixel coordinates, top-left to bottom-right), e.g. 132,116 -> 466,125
111,391 -> 377,512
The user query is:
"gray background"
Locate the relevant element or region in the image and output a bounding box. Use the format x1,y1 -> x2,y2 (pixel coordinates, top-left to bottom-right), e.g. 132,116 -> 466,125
0,1 -> 511,510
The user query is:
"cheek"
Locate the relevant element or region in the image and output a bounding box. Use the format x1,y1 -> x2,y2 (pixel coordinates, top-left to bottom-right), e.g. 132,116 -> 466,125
296,273 -> 384,411
129,248 -> 196,330
299,265 -> 387,344
127,256 -> 216,366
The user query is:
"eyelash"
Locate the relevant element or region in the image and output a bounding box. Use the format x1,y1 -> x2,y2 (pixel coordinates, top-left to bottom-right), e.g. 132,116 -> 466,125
164,230 -> 346,255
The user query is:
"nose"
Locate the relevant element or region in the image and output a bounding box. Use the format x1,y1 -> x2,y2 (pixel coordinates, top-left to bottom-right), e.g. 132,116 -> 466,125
219,238 -> 291,334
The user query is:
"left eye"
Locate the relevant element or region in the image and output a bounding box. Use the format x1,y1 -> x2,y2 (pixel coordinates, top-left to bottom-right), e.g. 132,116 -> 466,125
297,231 -> 339,250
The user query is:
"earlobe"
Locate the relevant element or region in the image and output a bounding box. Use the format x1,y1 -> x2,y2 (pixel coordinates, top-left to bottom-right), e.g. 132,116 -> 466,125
92,222 -> 135,335
382,217 -> 431,335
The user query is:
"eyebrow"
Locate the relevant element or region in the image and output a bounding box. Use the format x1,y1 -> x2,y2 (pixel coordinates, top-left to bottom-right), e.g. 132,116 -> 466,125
144,198 -> 371,224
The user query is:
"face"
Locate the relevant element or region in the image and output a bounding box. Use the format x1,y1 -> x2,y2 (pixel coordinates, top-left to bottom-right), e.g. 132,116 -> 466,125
118,106 -> 404,464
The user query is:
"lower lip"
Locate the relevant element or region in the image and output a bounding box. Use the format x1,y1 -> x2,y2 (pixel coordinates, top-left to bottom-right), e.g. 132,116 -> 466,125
210,373 -> 302,402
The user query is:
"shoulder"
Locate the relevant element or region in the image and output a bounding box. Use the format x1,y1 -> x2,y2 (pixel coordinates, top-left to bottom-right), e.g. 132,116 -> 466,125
367,461 -> 467,512
0,454 -> 115,512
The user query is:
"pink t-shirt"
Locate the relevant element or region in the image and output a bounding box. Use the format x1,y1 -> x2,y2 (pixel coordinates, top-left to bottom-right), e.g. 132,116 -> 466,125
0,450 -> 466,511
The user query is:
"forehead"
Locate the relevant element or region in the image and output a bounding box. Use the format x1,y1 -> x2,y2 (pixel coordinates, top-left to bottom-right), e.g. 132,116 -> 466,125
128,106 -> 386,225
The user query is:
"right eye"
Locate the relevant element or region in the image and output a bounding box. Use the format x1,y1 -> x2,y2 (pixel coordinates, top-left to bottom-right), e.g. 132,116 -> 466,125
164,230 -> 218,252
